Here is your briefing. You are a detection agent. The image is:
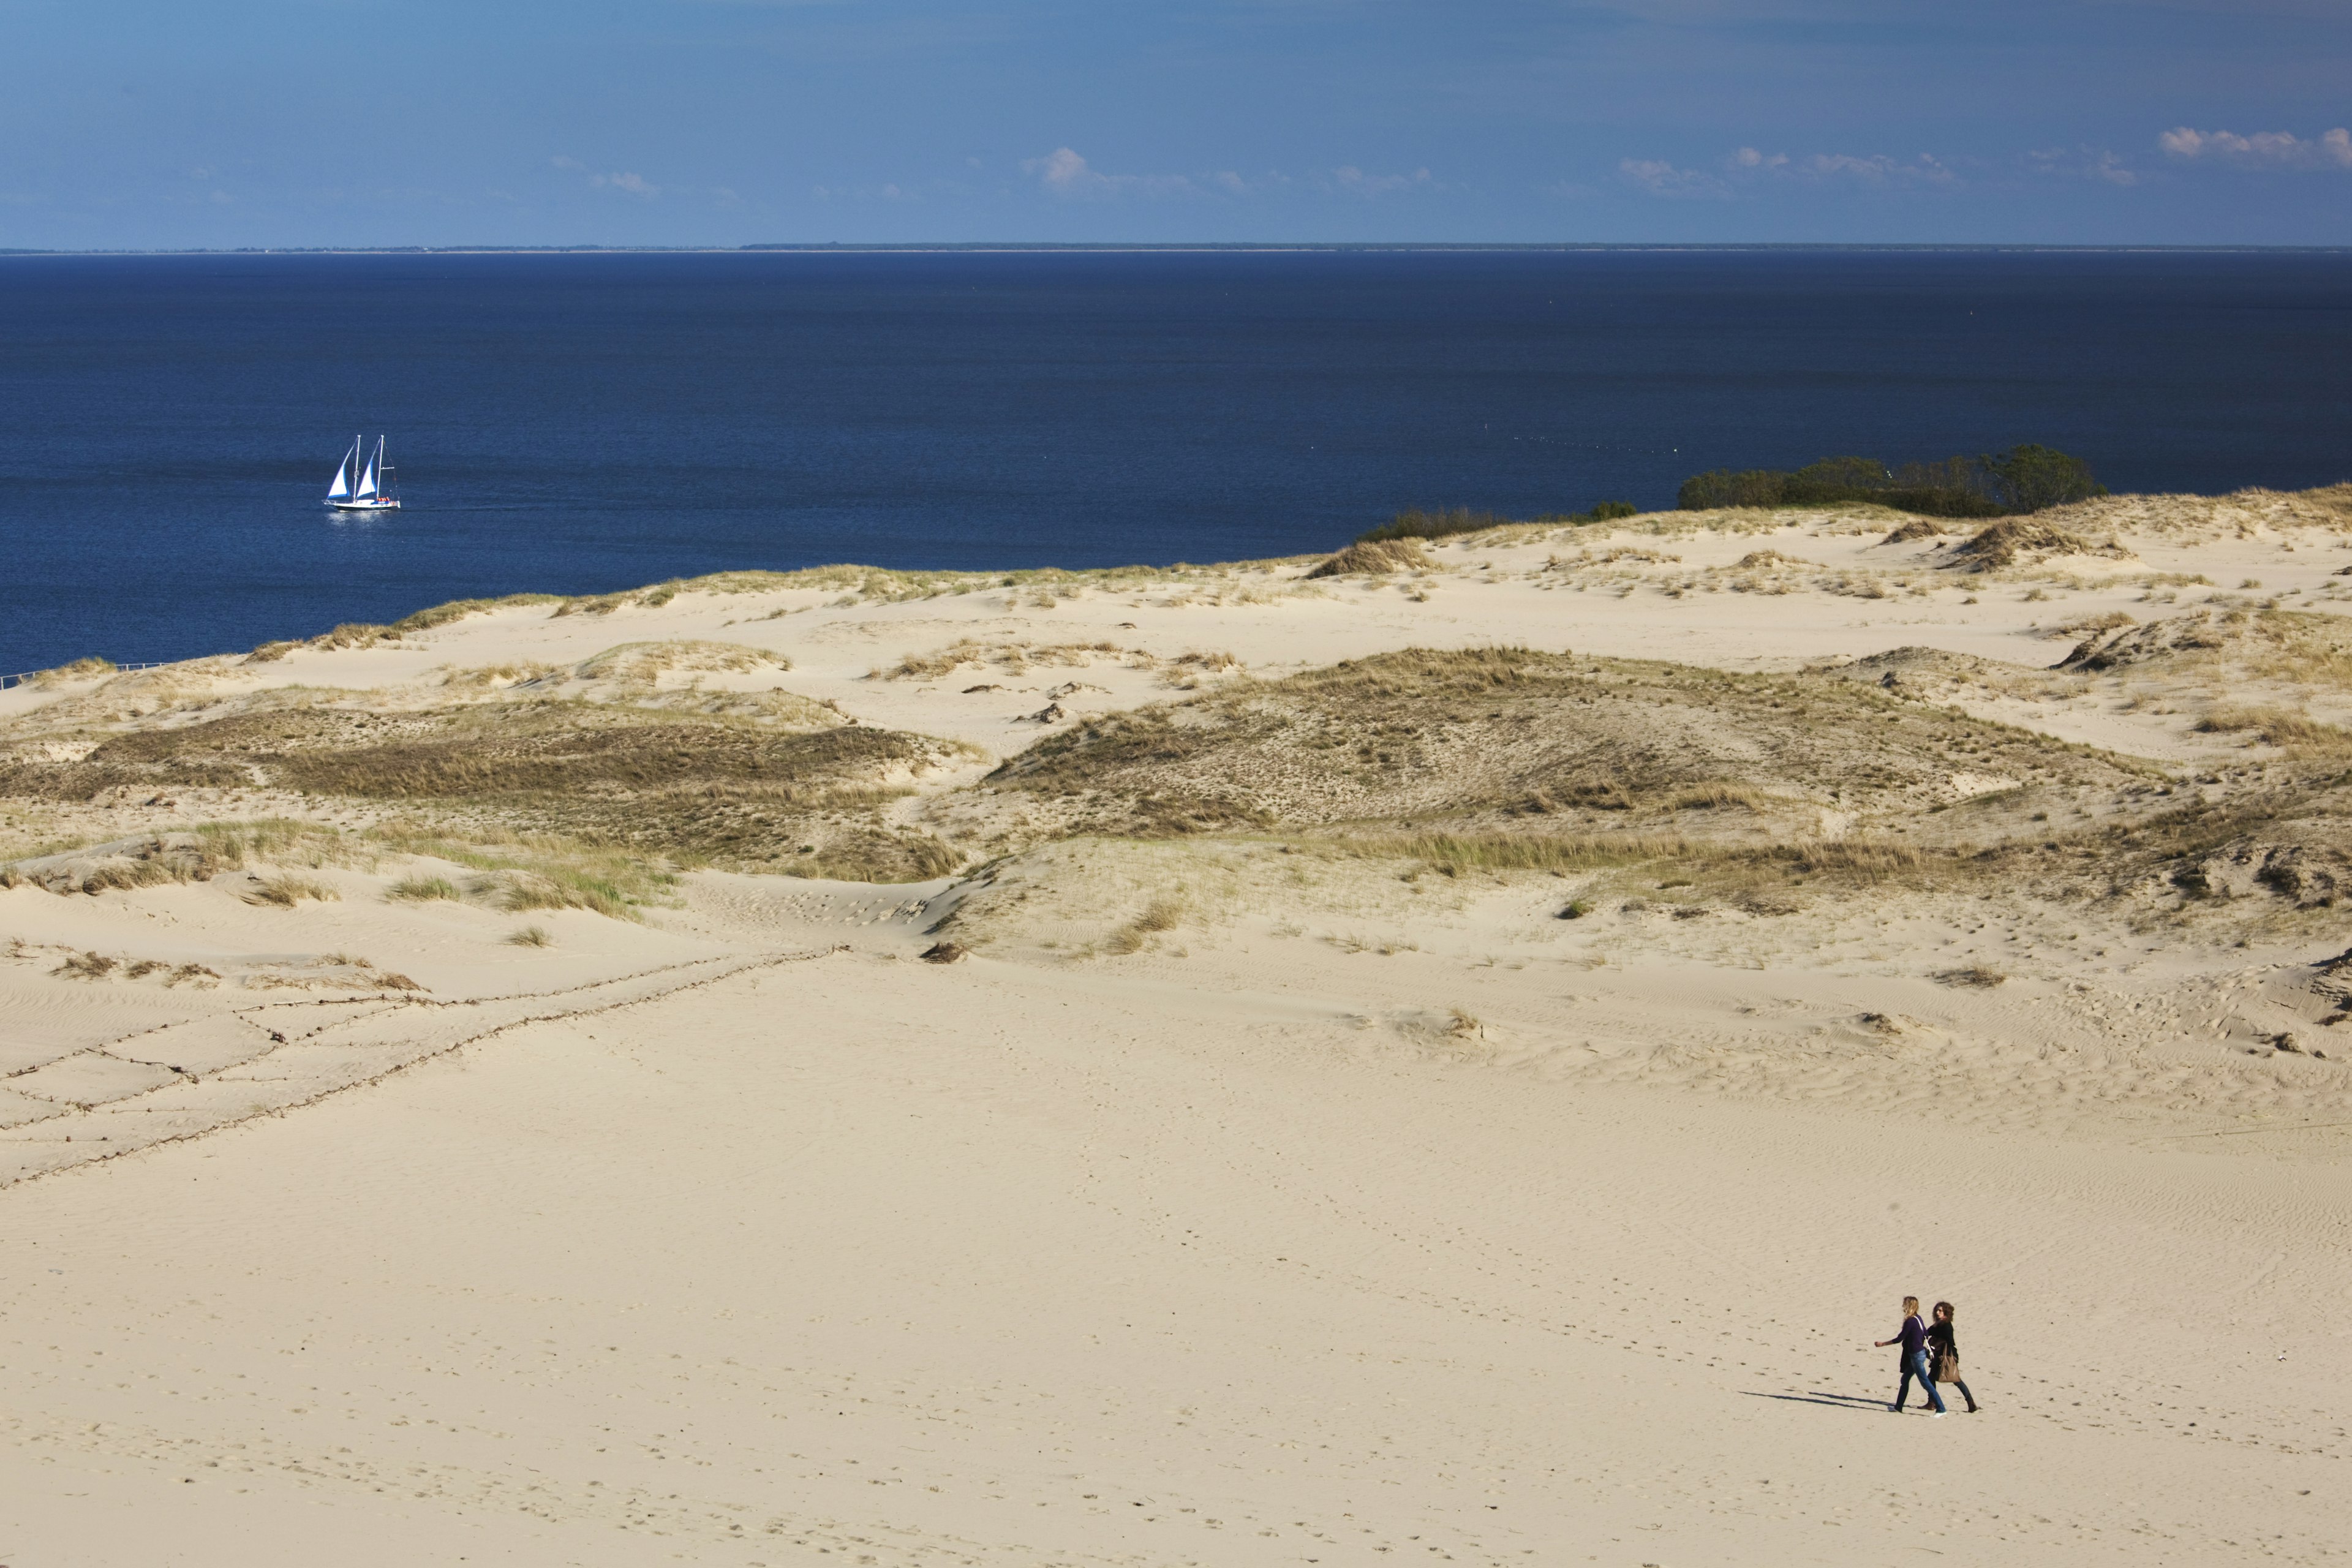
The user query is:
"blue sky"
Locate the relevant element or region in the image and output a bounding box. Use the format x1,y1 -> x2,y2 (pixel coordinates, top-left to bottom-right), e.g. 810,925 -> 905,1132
2,0 -> 2348,247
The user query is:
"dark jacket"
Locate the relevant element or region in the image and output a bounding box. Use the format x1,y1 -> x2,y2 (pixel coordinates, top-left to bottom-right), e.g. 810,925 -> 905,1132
1927,1321 -> 1959,1359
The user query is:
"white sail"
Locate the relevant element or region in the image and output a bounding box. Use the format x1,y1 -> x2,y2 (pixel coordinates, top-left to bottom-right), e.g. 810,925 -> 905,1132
356,452 -> 379,500
327,447 -> 352,500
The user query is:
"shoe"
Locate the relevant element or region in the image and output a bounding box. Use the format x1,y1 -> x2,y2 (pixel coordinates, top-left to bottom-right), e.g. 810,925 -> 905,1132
1890,1404 -> 1902,1413
1931,1412 -> 1945,1419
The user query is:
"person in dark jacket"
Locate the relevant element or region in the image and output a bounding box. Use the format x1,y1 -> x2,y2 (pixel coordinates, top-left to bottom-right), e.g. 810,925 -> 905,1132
1874,1295 -> 1945,1415
1927,1300 -> 1980,1414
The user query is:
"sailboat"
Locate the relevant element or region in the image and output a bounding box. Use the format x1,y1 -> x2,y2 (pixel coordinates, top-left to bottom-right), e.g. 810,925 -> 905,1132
325,435 -> 401,511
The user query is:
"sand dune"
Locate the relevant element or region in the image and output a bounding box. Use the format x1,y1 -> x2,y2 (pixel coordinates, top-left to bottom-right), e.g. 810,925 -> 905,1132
4,491 -> 2350,1564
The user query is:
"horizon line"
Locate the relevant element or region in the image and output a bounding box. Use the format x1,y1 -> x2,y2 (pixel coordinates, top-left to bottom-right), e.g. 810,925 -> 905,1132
6,241 -> 2352,258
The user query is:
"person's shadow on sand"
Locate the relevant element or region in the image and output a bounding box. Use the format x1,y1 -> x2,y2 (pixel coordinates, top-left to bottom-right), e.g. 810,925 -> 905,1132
1742,1390 -> 1899,1413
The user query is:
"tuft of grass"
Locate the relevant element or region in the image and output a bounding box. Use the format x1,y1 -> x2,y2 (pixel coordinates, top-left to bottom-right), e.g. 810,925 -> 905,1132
1104,894 -> 1185,954
1669,782 -> 1768,812
1934,965 -> 2007,988
505,924 -> 552,947
1305,538 -> 1431,579
191,818 -> 356,872
364,823 -> 676,921
28,655 -> 117,687
1131,895 -> 1185,933
2194,705 -> 2352,750
1344,831 -> 1945,890
242,873 -> 340,907
386,874 -> 461,903
390,592 -> 568,634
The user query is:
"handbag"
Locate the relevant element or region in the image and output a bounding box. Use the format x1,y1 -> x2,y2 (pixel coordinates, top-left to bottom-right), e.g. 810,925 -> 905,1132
1933,1346 -> 1961,1383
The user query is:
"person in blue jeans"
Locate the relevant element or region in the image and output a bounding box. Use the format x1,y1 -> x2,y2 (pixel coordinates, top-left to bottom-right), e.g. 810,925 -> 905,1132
1874,1295 -> 1947,1416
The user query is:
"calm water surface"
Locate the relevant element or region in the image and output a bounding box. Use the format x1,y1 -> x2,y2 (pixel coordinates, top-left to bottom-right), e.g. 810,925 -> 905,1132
2,248 -> 2348,673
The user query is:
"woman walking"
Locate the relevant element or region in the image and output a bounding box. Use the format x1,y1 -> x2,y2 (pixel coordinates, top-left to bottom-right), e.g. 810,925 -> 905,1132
1874,1296 -> 1946,1415
1927,1301 -> 1980,1414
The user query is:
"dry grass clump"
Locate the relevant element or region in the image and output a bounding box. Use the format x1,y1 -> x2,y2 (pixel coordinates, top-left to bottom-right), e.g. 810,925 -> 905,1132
2064,609 -> 2352,692
1104,894 -> 1186,954
575,640 -> 790,685
1670,782 -> 1771,812
386,873 -> 462,902
241,872 -> 340,907
971,646 -> 2149,856
1160,650 -> 1240,688
1934,965 -> 2008,988
878,638 -> 1133,682
53,949 -> 118,979
1,820 -> 355,895
45,949 -> 220,985
2194,706 -> 2352,751
1305,538 -> 1433,579
390,593 -> 567,633
1945,519 -> 2130,572
505,924 -> 552,947
247,620 -> 404,653
1352,831 -> 1939,888
368,823 -> 671,921
439,662 -> 567,690
24,656 -> 117,687
1882,517 -> 1954,544
2041,611 -> 2136,643
0,695 -> 968,875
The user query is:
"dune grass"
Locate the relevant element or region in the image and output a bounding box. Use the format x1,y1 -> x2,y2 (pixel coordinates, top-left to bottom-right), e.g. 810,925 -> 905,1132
1106,893 -> 1186,954
366,823 -> 677,921
242,873 -> 341,907
386,874 -> 462,902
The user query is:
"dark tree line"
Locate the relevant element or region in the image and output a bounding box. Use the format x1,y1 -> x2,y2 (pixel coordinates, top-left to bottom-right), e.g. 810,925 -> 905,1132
1676,445 -> 2106,518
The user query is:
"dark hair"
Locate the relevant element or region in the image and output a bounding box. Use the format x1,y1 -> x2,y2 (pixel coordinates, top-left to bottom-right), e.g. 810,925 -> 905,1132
1934,1301 -> 1954,1319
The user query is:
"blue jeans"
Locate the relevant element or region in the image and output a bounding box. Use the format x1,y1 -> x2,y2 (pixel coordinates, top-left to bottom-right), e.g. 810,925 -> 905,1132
1897,1350 -> 1947,1413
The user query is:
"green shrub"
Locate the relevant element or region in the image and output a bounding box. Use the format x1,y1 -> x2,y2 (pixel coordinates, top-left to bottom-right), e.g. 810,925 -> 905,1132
1359,507 -> 1511,544
1358,499 -> 1640,545
1677,447 -> 2100,518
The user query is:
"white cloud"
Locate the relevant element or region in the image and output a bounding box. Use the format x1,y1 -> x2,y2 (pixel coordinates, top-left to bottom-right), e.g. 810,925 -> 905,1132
1027,146 -> 1101,193
1618,157 -> 1726,197
2029,146 -> 2137,186
1334,165 -> 1433,196
1627,146 -> 1953,197
1022,146 -> 1195,198
2161,126 -> 2352,169
552,157 -> 660,196
1804,151 -> 1954,185
1019,148 -> 1296,200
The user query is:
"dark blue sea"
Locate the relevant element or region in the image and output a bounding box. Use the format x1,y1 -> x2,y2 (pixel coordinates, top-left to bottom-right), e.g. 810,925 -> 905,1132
4,247 -> 2350,675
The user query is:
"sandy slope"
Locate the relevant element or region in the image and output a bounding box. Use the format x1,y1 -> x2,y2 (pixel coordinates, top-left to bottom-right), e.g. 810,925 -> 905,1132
4,492 -> 2351,1566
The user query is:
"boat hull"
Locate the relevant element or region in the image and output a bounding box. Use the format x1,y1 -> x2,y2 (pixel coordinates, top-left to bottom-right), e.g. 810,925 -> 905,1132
326,499 -> 401,511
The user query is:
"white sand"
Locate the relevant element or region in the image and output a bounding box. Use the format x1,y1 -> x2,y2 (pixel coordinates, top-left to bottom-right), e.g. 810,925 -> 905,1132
3,495 -> 2349,1564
